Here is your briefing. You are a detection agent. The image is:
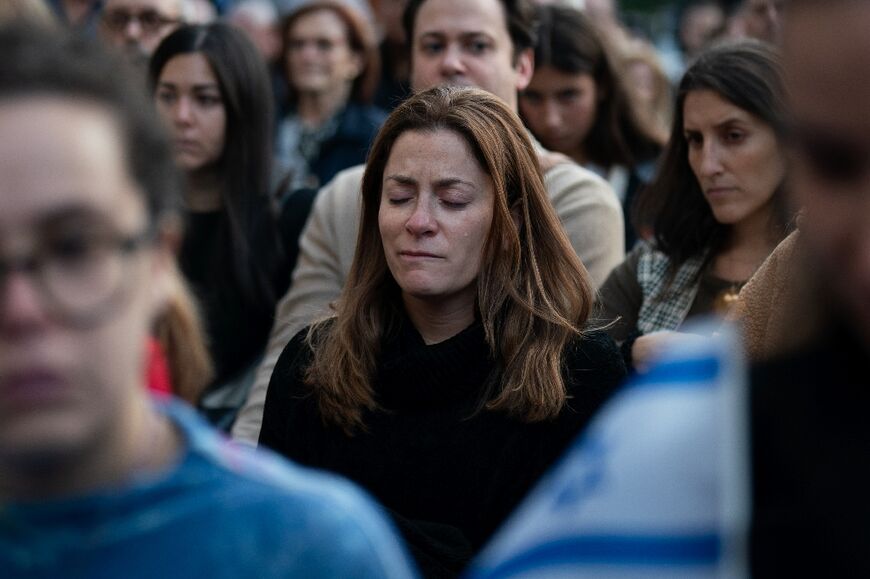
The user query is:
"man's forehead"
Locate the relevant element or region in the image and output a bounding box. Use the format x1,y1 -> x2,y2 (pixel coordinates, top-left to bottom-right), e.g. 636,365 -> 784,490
104,0 -> 182,15
415,0 -> 509,39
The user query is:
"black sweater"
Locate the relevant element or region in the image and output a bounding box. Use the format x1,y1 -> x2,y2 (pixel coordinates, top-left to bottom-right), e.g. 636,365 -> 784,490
259,316 -> 626,577
750,320 -> 870,577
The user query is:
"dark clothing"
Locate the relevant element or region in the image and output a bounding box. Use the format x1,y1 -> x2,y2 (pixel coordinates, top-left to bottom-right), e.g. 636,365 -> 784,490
180,211 -> 276,388
310,103 -> 385,187
750,320 -> 870,577
276,102 -> 386,191
179,202 -> 310,399
276,186 -> 318,277
259,316 -> 626,577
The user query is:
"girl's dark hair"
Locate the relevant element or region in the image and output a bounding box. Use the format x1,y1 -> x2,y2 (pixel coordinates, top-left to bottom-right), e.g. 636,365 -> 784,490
530,5 -> 663,169
149,23 -> 284,314
0,22 -> 181,223
634,40 -> 791,266
281,1 -> 381,105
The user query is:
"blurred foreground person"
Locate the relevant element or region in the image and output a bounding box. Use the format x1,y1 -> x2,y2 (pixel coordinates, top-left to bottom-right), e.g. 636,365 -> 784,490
471,0 -> 870,575
750,0 -> 870,573
0,23 -> 415,579
259,86 -> 626,576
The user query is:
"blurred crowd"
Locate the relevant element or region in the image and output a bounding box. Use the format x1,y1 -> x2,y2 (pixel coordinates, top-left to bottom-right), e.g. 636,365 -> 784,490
0,0 -> 867,577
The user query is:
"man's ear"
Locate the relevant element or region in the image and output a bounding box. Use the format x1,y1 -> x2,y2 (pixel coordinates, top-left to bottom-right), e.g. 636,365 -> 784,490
514,47 -> 535,92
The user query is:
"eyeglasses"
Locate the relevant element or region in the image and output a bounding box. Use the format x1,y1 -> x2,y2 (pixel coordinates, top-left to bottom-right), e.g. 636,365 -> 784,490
0,227 -> 154,327
791,125 -> 870,186
101,9 -> 180,35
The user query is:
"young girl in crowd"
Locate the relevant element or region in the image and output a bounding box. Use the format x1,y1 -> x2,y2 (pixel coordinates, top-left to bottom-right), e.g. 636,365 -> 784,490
276,0 -> 387,192
598,41 -> 793,371
519,4 -> 664,247
259,86 -> 626,576
150,24 -> 315,427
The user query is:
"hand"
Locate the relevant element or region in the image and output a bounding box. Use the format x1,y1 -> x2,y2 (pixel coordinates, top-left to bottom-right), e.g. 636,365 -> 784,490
631,331 -> 686,373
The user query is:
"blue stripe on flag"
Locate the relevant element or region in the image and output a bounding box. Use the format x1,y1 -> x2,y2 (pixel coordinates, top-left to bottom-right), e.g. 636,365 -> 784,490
631,357 -> 721,390
473,532 -> 721,577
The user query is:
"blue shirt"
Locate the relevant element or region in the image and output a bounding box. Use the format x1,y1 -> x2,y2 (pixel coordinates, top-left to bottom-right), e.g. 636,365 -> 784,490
0,400 -> 417,578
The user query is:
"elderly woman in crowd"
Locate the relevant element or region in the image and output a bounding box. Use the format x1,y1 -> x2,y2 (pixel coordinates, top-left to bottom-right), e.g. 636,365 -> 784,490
598,41 -> 794,372
275,0 -> 387,192
259,86 -> 626,576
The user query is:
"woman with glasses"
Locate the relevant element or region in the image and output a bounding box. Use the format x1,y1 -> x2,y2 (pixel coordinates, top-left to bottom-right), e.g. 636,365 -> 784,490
275,0 -> 386,193
598,41 -> 794,372
259,86 -> 626,576
518,5 -> 665,248
150,23 -> 313,428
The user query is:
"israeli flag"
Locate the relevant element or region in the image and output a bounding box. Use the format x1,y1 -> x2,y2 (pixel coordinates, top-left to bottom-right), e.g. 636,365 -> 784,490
468,324 -> 750,578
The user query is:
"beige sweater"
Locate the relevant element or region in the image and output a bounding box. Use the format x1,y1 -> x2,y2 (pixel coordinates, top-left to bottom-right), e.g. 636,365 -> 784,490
232,158 -> 623,443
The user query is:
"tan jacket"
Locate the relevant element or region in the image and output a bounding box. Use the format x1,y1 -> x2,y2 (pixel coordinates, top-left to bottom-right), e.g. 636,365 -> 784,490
232,158 -> 623,443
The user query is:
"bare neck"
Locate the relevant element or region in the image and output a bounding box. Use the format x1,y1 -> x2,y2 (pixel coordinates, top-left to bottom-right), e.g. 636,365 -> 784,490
402,292 -> 476,345
714,204 -> 779,282
296,83 -> 353,128
0,394 -> 181,501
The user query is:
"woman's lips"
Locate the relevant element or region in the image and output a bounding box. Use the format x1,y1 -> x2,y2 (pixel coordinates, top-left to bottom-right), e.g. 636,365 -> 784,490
399,251 -> 442,259
705,186 -> 738,197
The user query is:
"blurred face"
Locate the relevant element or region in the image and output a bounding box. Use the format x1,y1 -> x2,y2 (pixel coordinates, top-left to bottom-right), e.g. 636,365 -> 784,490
100,0 -> 183,64
379,129 -> 494,311
742,0 -> 783,43
520,67 -> 598,161
155,53 -> 226,173
683,89 -> 785,227
371,0 -> 408,45
285,8 -> 363,98
680,4 -> 724,57
785,1 -> 870,344
410,0 -> 533,111
0,97 -> 168,472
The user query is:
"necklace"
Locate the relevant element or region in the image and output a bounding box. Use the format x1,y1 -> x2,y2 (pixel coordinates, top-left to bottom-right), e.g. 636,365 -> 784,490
713,281 -> 743,314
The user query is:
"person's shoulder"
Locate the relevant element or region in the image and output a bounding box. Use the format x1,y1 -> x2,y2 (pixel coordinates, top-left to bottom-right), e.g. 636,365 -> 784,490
169,402 -> 415,576
318,164 -> 366,200
542,157 -> 609,190
273,322 -> 334,382
540,156 -> 622,215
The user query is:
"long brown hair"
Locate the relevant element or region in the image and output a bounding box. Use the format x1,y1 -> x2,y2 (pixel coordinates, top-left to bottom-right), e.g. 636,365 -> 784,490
304,86 -> 594,434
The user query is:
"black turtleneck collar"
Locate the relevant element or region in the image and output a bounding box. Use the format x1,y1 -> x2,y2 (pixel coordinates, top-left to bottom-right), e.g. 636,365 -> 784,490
376,312 -> 495,410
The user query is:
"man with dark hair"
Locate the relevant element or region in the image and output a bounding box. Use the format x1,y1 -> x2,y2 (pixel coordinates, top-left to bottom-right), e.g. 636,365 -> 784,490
234,0 -> 624,444
0,23 -> 415,579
